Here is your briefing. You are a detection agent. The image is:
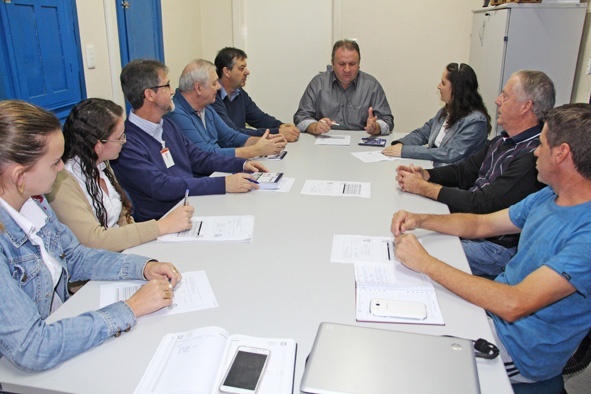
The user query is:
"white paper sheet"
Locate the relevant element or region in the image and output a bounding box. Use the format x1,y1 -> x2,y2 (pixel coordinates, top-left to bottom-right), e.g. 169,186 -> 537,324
99,271 -> 218,318
350,151 -> 396,163
157,215 -> 254,242
330,235 -> 394,264
300,180 -> 370,198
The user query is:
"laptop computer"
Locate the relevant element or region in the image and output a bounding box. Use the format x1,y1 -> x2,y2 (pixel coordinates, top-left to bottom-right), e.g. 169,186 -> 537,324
300,322 -> 481,394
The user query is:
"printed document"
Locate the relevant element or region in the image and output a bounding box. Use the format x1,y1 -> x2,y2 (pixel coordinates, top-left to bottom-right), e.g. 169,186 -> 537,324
301,180 -> 370,198
157,215 -> 254,242
355,261 -> 445,325
314,134 -> 351,146
134,326 -> 296,394
99,271 -> 217,318
331,235 -> 394,264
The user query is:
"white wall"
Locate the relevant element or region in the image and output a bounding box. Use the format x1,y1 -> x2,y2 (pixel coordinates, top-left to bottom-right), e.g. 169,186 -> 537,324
162,0 -> 203,89
75,0 -> 591,130
75,1 -> 120,104
337,0 -> 479,132
240,0 -> 334,124
573,2 -> 591,104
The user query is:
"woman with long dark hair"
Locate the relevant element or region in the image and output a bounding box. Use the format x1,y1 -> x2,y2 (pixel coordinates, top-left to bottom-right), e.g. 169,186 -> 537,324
382,63 -> 491,167
0,100 -> 181,371
47,98 -> 193,251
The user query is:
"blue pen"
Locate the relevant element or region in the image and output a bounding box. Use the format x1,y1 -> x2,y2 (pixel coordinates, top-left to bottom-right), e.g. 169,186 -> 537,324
247,178 -> 259,185
183,189 -> 189,206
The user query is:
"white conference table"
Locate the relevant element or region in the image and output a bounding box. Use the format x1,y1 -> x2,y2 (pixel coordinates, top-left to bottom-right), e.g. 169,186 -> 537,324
0,131 -> 512,394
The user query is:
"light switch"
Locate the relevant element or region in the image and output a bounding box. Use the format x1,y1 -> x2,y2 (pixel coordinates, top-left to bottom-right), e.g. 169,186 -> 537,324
86,44 -> 96,69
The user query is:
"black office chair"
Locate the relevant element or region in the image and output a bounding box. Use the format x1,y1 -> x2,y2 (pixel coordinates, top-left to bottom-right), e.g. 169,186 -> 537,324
512,328 -> 591,394
563,329 -> 591,376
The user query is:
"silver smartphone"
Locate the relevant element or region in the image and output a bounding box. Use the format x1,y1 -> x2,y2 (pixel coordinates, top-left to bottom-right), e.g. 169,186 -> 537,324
219,346 -> 270,394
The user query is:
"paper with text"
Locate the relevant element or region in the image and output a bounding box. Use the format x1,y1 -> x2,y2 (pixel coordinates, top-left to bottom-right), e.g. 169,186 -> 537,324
99,271 -> 218,318
301,180 -> 370,198
355,261 -> 444,325
331,235 -> 394,264
157,215 -> 254,242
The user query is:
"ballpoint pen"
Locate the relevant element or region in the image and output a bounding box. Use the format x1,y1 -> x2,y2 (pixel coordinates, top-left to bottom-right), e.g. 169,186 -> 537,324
183,189 -> 189,206
320,119 -> 341,126
246,178 -> 259,185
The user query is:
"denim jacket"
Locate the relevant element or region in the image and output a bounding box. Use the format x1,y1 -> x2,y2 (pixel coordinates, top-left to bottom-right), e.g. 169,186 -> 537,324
395,108 -> 489,167
0,199 -> 150,372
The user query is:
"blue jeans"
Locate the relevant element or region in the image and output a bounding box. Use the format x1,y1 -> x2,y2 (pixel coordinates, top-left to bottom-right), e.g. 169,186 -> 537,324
461,239 -> 517,278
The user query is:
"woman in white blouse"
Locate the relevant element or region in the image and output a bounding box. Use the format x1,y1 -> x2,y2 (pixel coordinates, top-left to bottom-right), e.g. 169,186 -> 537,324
47,98 -> 193,251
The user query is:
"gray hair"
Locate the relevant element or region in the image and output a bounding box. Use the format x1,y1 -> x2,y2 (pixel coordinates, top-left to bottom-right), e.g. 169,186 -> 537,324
512,70 -> 556,122
179,59 -> 216,92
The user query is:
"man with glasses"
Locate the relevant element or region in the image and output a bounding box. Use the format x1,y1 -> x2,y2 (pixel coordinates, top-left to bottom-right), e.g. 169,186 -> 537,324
395,70 -> 555,278
294,39 -> 394,135
111,59 -> 268,222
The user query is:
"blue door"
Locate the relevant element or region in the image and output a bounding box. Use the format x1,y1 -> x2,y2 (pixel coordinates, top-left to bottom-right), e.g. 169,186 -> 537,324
0,0 -> 85,121
116,0 -> 164,65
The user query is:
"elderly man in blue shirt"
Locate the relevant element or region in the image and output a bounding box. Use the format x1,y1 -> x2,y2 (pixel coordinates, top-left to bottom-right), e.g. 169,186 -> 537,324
167,59 -> 286,159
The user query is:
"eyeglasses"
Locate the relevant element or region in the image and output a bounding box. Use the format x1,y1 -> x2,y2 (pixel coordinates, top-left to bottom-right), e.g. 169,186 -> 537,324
100,133 -> 127,145
149,81 -> 171,91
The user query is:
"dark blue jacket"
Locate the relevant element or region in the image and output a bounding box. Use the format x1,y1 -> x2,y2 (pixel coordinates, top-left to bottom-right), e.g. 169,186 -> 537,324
211,88 -> 283,137
111,118 -> 246,221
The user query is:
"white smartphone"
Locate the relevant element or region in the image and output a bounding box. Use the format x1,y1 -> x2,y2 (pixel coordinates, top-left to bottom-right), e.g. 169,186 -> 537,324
370,299 -> 427,320
219,346 -> 270,394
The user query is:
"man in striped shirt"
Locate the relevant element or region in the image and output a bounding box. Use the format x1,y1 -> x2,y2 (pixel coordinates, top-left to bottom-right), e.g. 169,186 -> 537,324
395,70 -> 555,278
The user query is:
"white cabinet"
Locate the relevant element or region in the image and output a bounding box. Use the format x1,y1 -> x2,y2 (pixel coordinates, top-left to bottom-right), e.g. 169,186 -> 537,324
469,4 -> 586,133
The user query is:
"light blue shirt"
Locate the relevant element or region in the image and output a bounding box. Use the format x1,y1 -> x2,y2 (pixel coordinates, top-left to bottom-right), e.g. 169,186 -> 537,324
167,90 -> 249,157
493,186 -> 591,381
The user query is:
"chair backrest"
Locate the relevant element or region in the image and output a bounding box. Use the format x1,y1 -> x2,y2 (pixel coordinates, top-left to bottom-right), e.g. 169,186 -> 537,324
563,329 -> 591,375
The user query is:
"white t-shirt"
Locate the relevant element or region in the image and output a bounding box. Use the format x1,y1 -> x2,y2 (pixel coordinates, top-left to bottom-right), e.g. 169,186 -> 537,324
433,119 -> 449,148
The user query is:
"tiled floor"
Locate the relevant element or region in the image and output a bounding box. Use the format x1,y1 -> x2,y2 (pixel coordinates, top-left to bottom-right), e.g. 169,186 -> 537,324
564,368 -> 591,393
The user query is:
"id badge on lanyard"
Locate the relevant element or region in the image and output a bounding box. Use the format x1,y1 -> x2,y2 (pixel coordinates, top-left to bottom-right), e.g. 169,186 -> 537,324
161,141 -> 175,168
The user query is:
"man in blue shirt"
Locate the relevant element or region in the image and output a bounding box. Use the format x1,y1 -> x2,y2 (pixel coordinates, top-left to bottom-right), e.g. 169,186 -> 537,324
167,59 -> 286,159
111,59 -> 267,221
391,103 -> 591,388
211,47 -> 300,142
